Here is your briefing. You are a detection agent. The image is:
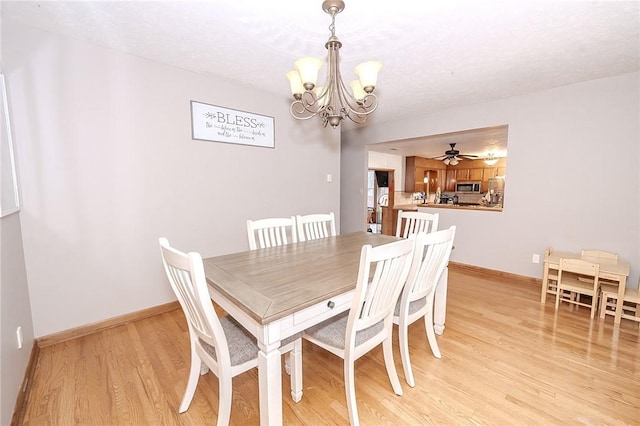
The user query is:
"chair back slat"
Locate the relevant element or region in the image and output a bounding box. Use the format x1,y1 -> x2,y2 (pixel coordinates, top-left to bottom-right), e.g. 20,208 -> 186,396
405,227 -> 456,303
350,238 -> 415,332
396,210 -> 439,238
247,217 -> 297,250
296,212 -> 337,242
159,238 -> 231,364
581,249 -> 618,263
560,258 -> 600,278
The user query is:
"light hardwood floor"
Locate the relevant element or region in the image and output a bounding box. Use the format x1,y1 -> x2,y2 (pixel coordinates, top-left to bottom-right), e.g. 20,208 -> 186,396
20,269 -> 640,425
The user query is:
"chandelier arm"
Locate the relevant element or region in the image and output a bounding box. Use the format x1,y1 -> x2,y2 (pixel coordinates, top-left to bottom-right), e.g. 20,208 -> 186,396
290,92 -> 322,119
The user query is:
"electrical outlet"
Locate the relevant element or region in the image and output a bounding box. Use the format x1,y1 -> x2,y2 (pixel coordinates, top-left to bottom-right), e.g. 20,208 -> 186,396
532,254 -> 540,264
16,326 -> 23,349
326,173 -> 333,183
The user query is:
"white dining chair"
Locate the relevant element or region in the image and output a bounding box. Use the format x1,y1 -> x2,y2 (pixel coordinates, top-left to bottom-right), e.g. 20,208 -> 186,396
296,212 -> 336,242
159,238 -> 302,426
246,216 -> 297,250
303,238 -> 415,426
393,227 -> 456,387
395,210 -> 439,238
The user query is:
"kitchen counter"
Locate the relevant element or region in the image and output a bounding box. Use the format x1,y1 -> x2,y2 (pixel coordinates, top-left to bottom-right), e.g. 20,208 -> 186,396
392,203 -> 502,212
417,203 -> 503,212
391,204 -> 419,211
382,202 -> 502,235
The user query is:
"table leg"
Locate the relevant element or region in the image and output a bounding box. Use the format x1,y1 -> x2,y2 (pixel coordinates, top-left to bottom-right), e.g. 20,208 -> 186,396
614,276 -> 627,325
541,263 -> 550,304
258,341 -> 283,426
434,266 -> 448,335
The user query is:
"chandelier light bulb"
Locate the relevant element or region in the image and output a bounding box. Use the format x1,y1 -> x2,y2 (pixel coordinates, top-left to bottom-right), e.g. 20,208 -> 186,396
295,57 -> 323,90
348,80 -> 366,101
286,71 -> 304,98
354,61 -> 382,92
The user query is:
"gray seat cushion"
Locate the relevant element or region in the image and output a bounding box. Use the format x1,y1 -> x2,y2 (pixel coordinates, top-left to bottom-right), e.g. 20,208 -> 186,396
394,296 -> 427,316
305,311 -> 384,350
200,316 -> 302,366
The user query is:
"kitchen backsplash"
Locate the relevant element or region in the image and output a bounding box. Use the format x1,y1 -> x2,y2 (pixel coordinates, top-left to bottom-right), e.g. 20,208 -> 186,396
395,192 -> 414,205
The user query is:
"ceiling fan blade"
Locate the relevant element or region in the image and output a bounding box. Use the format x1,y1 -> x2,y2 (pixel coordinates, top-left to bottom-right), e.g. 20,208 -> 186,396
461,154 -> 479,159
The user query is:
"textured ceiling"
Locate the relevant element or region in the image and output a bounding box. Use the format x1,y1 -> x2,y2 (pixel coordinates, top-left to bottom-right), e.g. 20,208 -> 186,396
2,0 -> 639,158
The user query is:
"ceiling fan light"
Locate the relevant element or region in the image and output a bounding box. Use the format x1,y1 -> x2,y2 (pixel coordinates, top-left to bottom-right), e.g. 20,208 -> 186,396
443,158 -> 450,165
449,158 -> 459,166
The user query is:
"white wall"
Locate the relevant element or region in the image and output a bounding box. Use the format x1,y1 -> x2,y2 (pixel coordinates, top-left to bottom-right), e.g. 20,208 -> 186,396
368,151 -> 404,175
343,72 -> 640,287
0,213 -> 34,426
3,19 -> 341,337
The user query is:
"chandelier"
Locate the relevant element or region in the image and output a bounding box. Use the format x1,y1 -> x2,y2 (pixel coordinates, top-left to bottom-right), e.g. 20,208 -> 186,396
286,0 -> 382,129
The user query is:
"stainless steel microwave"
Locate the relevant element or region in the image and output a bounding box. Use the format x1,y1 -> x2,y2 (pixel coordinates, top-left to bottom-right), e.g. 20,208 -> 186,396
455,181 -> 481,192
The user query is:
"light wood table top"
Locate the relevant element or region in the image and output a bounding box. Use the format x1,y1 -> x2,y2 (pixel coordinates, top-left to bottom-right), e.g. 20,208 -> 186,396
544,251 -> 630,277
203,232 -> 399,325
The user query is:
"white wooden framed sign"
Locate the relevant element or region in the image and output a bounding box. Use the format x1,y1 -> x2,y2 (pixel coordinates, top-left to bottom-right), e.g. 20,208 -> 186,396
1,73 -> 20,217
190,101 -> 275,148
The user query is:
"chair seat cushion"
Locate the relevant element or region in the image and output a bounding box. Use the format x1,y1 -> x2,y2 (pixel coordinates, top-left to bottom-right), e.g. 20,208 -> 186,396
201,316 -> 258,366
201,316 -> 302,366
394,296 -> 427,316
304,311 -> 384,349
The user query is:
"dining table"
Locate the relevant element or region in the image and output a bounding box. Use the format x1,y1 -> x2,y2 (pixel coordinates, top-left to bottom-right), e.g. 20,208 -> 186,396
542,250 -> 630,324
202,231 -> 450,425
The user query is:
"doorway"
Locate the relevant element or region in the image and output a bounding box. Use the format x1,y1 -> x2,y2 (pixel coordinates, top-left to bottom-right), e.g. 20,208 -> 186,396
367,169 -> 392,234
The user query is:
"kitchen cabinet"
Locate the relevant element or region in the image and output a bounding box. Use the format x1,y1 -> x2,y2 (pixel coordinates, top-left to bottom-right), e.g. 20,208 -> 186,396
445,169 -> 456,191
405,156 -> 445,193
381,206 -> 394,235
425,170 -> 443,193
453,167 -> 482,182
481,168 -> 496,192
405,166 -> 426,193
483,168 -> 496,180
469,168 -> 483,181
455,169 -> 470,181
404,157 -> 421,192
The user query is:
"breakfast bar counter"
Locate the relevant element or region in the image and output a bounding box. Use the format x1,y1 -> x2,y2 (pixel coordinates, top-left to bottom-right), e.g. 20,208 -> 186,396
418,204 -> 503,212
393,203 -> 503,212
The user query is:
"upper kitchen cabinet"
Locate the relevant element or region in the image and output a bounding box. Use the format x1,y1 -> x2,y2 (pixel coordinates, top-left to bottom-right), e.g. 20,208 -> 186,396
445,169 -> 457,191
405,156 -> 445,192
469,168 -> 483,180
445,158 -> 508,192
455,168 -> 470,181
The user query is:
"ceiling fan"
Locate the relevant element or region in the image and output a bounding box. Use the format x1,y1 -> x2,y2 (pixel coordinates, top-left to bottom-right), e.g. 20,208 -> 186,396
432,143 -> 478,165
